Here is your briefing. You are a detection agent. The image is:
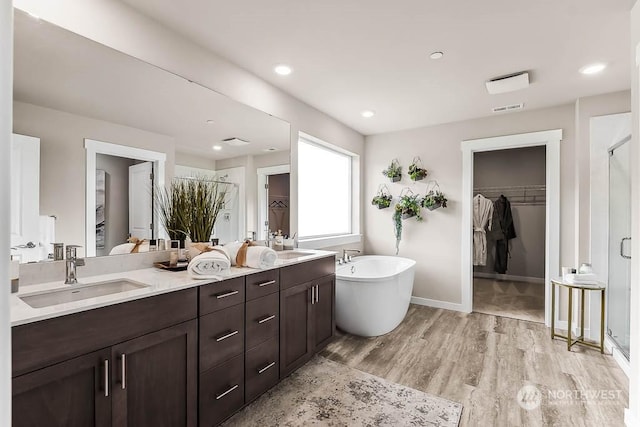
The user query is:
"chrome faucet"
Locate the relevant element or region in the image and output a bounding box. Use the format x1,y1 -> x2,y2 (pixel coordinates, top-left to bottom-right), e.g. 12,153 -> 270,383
65,245 -> 85,284
342,249 -> 361,263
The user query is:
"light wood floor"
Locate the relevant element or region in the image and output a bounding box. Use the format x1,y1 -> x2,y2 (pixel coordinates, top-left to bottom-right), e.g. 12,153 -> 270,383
321,304 -> 628,427
474,278 -> 545,323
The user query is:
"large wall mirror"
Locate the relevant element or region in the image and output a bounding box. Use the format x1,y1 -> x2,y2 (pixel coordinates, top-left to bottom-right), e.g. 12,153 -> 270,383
11,10 -> 291,262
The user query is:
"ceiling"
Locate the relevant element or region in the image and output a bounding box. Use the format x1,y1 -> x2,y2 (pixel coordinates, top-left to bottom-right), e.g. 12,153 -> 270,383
121,0 -> 631,135
13,11 -> 290,160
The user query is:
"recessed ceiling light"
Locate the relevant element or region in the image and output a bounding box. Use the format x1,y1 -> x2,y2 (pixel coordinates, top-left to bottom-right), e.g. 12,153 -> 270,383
212,145 -> 222,151
263,147 -> 278,152
580,63 -> 607,75
361,110 -> 375,118
274,64 -> 293,76
429,51 -> 444,60
206,119 -> 215,124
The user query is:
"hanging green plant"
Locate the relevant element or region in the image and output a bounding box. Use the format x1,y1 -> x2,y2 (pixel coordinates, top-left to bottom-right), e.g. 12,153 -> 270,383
392,189 -> 423,255
395,190 -> 423,220
408,156 -> 428,181
382,158 -> 402,182
421,181 -> 448,211
422,191 -> 448,211
371,184 -> 393,209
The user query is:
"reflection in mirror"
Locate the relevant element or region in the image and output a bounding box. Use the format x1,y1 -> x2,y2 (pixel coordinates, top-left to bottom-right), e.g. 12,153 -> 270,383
12,10 -> 290,262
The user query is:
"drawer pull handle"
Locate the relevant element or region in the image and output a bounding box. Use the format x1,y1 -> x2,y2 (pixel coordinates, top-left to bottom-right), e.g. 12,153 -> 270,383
215,330 -> 239,342
215,290 -> 239,299
104,360 -> 109,397
257,280 -> 276,287
258,314 -> 276,324
258,361 -> 276,374
215,384 -> 239,400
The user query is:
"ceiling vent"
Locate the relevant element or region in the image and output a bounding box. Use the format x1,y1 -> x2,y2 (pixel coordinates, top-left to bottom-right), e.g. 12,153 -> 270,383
221,137 -> 250,147
485,71 -> 529,94
492,103 -> 524,113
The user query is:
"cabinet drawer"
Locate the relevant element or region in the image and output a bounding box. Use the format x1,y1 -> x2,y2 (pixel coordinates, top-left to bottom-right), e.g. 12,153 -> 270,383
280,256 -> 335,290
199,277 -> 245,315
245,336 -> 279,403
199,354 -> 244,427
199,305 -> 244,372
245,293 -> 279,350
245,269 -> 279,301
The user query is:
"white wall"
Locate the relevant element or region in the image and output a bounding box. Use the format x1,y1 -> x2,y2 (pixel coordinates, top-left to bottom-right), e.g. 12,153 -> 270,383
365,104 -> 576,305
1,1 -> 11,424
14,0 -> 366,249
13,101 -> 175,256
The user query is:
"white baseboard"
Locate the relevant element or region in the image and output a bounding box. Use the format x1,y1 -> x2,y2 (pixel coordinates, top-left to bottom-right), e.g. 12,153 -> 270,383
411,296 -> 465,312
605,336 -> 630,377
625,408 -> 639,427
474,272 -> 544,285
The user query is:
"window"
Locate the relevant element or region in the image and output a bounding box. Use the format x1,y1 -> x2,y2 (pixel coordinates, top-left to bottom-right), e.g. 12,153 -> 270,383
298,135 -> 357,241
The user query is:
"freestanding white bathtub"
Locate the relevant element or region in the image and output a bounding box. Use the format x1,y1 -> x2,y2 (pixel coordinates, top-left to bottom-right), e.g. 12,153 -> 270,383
335,255 -> 416,337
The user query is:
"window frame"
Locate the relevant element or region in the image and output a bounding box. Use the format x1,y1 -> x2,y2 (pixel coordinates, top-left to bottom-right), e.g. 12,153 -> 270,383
297,133 -> 361,248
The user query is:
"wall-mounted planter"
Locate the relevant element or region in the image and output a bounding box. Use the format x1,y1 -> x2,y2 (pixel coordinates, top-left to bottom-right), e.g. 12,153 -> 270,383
382,159 -> 402,183
408,156 -> 428,182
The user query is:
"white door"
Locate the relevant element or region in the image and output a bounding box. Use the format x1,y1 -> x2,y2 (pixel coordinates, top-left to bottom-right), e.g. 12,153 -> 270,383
129,162 -> 154,239
10,134 -> 40,248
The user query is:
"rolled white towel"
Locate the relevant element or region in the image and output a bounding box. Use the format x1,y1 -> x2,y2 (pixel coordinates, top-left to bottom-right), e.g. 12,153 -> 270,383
242,246 -> 278,269
109,242 -> 150,255
188,251 -> 231,279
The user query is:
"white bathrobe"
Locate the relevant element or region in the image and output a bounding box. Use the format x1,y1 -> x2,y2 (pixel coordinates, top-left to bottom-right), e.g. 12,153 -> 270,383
473,194 -> 494,266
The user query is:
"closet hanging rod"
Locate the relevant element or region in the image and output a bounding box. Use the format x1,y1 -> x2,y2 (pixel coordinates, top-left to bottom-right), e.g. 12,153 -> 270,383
473,184 -> 546,192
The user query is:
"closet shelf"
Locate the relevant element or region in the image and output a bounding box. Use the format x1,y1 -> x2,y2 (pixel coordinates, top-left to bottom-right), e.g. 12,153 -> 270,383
474,185 -> 546,206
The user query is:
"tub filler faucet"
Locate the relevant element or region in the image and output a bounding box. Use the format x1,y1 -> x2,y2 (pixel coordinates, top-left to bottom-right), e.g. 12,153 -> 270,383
342,249 -> 361,264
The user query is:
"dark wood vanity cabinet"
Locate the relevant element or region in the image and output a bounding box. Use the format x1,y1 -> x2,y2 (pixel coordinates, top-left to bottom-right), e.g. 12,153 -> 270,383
11,289 -> 198,427
111,320 -> 197,427
12,256 -> 335,427
279,257 -> 336,377
13,348 -> 112,427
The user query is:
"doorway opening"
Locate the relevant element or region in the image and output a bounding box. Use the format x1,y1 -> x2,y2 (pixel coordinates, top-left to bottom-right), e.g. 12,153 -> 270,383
461,129 -> 562,327
257,164 -> 290,240
472,147 -> 546,323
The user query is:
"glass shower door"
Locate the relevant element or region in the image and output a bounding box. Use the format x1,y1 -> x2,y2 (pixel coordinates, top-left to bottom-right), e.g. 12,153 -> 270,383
608,139 -> 631,358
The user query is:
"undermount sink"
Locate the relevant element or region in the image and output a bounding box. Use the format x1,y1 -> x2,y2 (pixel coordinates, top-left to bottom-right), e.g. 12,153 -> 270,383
276,251 -> 314,260
20,279 -> 149,308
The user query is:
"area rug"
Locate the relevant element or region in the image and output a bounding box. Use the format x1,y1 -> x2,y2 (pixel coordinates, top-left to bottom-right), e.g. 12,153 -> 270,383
223,356 -> 463,426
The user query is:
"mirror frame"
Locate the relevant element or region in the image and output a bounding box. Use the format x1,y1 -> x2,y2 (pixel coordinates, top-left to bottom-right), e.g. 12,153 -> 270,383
85,139 -> 166,257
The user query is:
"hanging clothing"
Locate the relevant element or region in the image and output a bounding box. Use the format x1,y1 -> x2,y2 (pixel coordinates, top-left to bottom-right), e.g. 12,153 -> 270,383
473,194 -> 494,266
492,195 -> 517,274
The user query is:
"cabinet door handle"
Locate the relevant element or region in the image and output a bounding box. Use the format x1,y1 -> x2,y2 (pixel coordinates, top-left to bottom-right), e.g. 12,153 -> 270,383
121,354 -> 126,390
310,286 -> 315,305
215,330 -> 239,342
258,361 -> 276,374
315,285 -> 319,304
104,360 -> 109,397
214,290 -> 239,299
215,384 -> 239,400
257,280 -> 276,287
257,314 -> 276,324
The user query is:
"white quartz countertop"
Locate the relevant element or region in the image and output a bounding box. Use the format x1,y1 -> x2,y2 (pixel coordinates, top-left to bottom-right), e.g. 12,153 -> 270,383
11,250 -> 335,327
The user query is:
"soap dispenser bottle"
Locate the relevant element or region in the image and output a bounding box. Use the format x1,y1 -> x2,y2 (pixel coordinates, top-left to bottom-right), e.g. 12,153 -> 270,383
274,230 -> 284,251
